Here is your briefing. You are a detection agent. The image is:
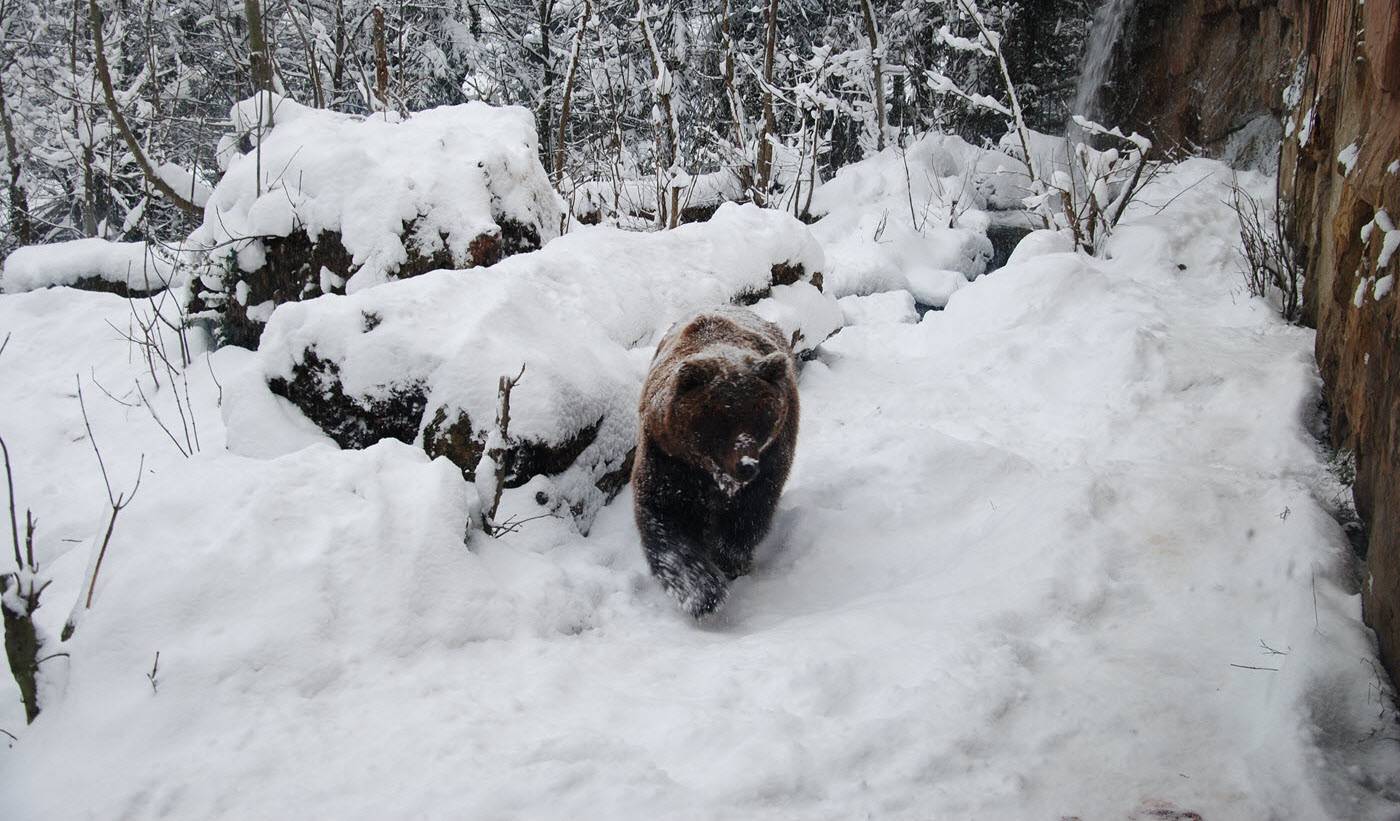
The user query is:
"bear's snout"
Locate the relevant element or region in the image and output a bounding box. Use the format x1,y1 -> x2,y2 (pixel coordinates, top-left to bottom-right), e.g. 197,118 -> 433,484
710,450 -> 762,496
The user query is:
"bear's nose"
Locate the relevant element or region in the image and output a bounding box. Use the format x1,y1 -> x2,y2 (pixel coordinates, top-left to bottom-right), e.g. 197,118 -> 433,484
735,460 -> 759,483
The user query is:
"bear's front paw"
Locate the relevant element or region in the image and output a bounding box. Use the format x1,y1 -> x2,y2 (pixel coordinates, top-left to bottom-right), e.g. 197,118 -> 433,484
651,551 -> 729,619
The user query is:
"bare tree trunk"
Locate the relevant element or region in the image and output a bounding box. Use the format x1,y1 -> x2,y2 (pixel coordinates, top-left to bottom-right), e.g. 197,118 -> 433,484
752,0 -> 780,206
245,0 -> 273,94
954,0 -> 1032,185
0,67 -> 32,247
87,0 -> 200,215
536,0 -> 556,162
70,0 -> 98,235
637,3 -> 677,172
371,4 -> 389,109
331,0 -> 347,104
858,0 -> 886,151
552,0 -> 592,184
719,0 -> 751,192
284,0 -> 324,107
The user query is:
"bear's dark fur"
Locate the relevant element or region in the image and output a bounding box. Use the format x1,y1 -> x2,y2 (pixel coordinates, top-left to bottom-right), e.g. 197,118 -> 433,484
632,306 -> 800,618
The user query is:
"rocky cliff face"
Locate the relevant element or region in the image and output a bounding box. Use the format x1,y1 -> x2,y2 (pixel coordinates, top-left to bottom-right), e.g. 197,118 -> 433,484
1109,0 -> 1295,167
1279,0 -> 1400,682
1114,0 -> 1400,684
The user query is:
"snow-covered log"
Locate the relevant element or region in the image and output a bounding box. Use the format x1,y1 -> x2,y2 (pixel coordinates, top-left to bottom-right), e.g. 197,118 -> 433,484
1,239 -> 180,297
570,169 -> 746,227
189,94 -> 564,348
259,204 -> 838,527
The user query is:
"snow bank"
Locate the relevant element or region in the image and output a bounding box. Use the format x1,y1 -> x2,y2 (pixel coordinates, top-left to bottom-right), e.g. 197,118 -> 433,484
259,204 -> 835,525
1,239 -> 180,295
807,134 -> 1008,298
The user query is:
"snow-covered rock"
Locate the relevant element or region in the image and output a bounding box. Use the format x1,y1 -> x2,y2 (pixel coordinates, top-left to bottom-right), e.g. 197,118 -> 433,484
259,204 -> 835,526
1,239 -> 180,296
838,290 -> 920,325
904,267 -> 970,309
1007,228 -> 1076,266
190,93 -> 563,346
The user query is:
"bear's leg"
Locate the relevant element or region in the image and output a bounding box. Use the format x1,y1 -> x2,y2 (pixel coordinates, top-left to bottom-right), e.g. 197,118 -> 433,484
714,476 -> 784,580
637,512 -> 728,618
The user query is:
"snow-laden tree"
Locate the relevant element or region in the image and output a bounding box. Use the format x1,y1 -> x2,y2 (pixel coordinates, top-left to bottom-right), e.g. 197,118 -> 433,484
0,0 -> 1101,253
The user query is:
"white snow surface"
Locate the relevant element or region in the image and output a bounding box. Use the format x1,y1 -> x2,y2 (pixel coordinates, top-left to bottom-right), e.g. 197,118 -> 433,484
3,157 -> 1400,819
808,134 -> 1010,298
1,238 -> 180,294
838,290 -> 920,325
193,94 -> 563,292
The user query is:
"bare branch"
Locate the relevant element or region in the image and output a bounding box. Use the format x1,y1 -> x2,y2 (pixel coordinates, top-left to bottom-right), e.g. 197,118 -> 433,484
86,0 -> 201,215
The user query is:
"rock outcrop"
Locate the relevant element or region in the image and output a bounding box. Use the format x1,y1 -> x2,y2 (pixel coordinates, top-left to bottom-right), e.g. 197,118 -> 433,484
1279,0 -> 1400,682
1108,0 -> 1295,164
1108,0 -> 1293,163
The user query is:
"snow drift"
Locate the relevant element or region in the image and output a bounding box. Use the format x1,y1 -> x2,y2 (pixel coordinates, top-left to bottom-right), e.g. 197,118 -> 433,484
807,133 -> 1036,302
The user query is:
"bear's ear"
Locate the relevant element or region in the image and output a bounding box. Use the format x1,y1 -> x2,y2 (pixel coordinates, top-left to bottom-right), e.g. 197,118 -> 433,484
676,360 -> 713,393
755,352 -> 788,384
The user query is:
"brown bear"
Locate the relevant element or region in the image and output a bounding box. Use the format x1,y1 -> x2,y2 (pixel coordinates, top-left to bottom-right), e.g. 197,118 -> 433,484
632,305 -> 800,618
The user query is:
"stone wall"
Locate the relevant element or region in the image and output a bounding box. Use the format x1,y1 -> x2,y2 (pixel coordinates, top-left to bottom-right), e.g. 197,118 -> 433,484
1278,0 -> 1400,682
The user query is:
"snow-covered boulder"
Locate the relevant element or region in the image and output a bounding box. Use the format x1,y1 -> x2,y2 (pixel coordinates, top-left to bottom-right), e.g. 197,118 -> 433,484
1,239 -> 179,297
259,204 -> 834,526
1007,228 -> 1076,266
838,290 -> 920,325
190,93 -> 563,347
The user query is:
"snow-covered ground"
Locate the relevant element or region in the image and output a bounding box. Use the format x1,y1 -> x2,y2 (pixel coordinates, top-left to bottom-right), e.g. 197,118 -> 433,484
3,157 -> 1400,819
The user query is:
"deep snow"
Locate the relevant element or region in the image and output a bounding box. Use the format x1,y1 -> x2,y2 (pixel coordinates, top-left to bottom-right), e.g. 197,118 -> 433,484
2,157 -> 1400,819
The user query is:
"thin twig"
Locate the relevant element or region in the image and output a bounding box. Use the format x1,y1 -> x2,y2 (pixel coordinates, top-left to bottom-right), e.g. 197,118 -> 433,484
1,434 -> 19,570
75,378 -> 116,507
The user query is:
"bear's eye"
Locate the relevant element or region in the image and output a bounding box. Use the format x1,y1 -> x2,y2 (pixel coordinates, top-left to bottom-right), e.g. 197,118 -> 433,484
676,361 -> 711,393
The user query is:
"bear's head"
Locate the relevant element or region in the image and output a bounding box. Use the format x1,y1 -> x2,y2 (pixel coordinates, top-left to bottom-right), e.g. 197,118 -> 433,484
655,348 -> 794,497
